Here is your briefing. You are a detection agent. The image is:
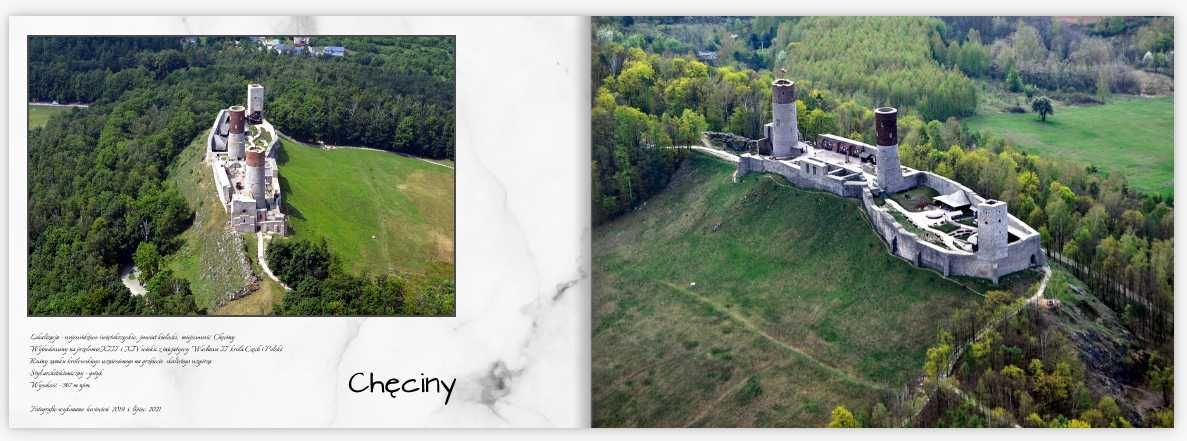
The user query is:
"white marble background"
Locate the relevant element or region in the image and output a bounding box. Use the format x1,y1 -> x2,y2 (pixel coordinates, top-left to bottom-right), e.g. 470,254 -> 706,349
7,16 -> 590,428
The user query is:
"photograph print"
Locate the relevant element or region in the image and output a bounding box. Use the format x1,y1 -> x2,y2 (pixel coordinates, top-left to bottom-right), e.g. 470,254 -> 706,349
27,35 -> 456,316
591,16 -> 1174,428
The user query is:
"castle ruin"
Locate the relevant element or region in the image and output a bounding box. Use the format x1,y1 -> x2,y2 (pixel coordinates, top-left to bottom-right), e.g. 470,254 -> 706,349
735,78 -> 1045,283
205,84 -> 287,235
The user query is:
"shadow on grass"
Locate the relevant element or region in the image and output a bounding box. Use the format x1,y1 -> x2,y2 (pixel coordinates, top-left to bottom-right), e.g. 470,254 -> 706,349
277,174 -> 305,222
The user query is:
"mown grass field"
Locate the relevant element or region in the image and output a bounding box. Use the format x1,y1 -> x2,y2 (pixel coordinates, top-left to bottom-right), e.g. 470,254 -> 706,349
963,96 -> 1173,197
28,104 -> 71,129
592,154 -> 982,427
277,136 -> 455,277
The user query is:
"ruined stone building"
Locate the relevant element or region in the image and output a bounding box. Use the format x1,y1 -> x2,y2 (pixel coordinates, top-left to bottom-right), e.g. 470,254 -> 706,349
205,84 -> 287,235
736,78 -> 1044,282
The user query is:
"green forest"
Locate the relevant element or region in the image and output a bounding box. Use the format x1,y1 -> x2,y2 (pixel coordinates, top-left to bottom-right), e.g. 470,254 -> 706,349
267,239 -> 454,316
592,16 -> 1173,428
29,36 -> 455,159
27,36 -> 455,316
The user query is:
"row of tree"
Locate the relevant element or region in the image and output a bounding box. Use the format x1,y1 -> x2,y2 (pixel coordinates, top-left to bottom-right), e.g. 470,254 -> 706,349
937,17 -> 1172,99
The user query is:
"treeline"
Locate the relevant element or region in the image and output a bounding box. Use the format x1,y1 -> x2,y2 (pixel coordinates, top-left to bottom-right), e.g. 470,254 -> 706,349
937,17 -> 1173,100
310,36 -> 455,81
29,36 -> 455,159
267,239 -> 454,316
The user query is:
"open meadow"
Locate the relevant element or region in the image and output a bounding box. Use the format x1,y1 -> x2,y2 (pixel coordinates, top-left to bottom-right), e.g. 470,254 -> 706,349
963,96 -> 1173,196
593,154 -> 986,427
277,136 -> 455,278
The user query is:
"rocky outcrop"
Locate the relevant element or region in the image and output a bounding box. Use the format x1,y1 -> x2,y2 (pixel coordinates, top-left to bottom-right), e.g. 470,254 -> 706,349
703,131 -> 756,152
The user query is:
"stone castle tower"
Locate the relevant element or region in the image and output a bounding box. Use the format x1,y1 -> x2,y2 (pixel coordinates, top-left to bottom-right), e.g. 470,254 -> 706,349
246,147 -> 267,209
247,83 -> 265,124
227,106 -> 246,160
874,107 -> 907,193
770,79 -> 799,159
976,199 -> 1009,262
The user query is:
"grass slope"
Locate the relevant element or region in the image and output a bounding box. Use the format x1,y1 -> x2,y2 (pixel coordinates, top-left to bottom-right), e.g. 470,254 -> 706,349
277,136 -> 454,277
214,233 -> 285,315
166,136 -> 258,311
28,104 -> 71,129
963,96 -> 1173,196
592,154 -> 981,427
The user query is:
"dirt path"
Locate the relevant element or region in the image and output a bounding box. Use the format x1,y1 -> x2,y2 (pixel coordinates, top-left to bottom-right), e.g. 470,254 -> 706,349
659,280 -> 891,393
683,145 -> 741,163
907,265 -> 1050,426
29,101 -> 90,108
257,234 -> 291,291
683,360 -> 775,427
319,143 -> 454,170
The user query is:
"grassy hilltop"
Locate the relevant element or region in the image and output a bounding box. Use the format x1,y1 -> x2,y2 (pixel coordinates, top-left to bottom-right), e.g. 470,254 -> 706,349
964,96 -> 1173,196
277,137 -> 455,278
161,134 -> 455,314
593,154 -> 982,427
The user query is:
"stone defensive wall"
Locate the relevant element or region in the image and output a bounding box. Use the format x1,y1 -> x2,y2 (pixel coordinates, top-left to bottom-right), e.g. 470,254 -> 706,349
206,108 -> 228,158
262,125 -> 281,159
735,153 -> 1044,282
858,188 -> 1041,281
736,154 -> 867,198
206,110 -> 281,159
910,170 -> 1042,238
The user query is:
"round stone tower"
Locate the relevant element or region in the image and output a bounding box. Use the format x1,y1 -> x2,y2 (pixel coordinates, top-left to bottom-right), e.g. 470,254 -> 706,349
875,106 -> 898,147
874,107 -> 905,193
770,79 -> 799,159
227,106 -> 246,160
246,147 -> 266,209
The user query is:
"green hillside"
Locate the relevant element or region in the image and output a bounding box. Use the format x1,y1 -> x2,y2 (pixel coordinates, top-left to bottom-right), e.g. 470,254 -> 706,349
277,136 -> 454,278
963,96 -> 1173,196
165,135 -> 261,311
593,154 -> 983,427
